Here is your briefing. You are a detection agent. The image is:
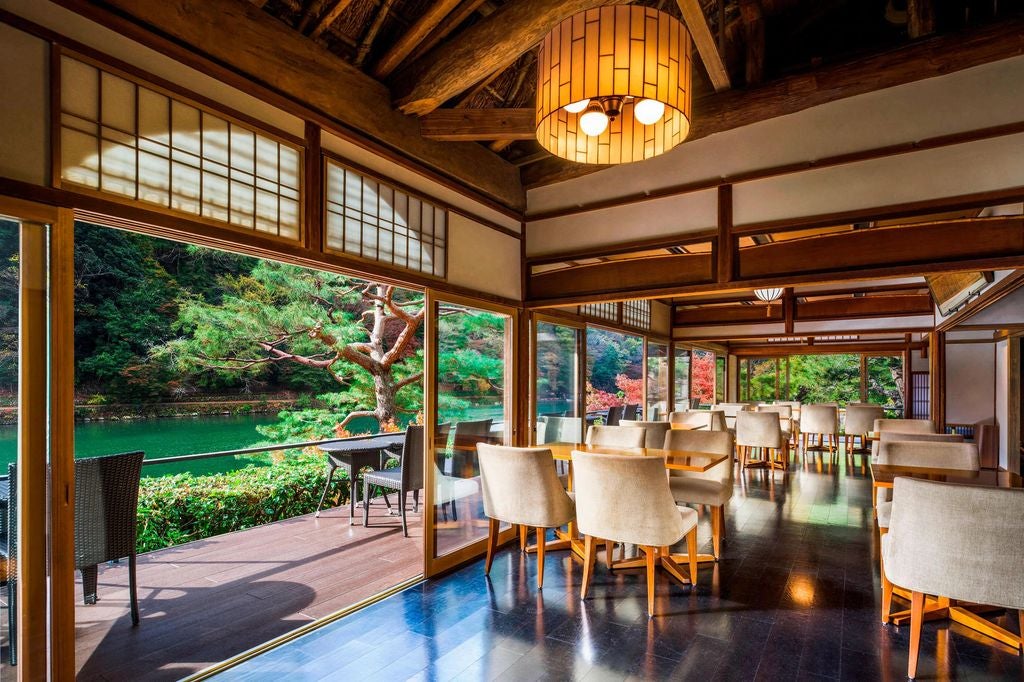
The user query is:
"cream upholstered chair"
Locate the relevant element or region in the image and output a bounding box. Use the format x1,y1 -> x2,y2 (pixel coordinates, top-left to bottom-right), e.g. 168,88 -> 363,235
713,402 -> 753,432
586,425 -> 646,449
572,451 -> 698,617
669,411 -> 711,430
881,478 -> 1024,679
800,404 -> 839,457
872,432 -> 966,506
756,404 -> 793,443
871,418 -> 938,458
664,429 -> 734,559
874,440 -> 977,528
620,420 -> 672,449
844,404 -> 884,455
477,444 -> 575,588
735,411 -> 786,471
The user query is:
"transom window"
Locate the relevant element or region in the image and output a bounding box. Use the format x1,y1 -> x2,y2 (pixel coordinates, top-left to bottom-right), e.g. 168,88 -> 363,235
325,159 -> 447,278
58,53 -> 302,240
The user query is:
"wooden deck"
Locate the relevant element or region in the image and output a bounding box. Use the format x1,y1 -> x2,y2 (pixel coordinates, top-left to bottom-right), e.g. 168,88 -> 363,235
2,499 -> 423,681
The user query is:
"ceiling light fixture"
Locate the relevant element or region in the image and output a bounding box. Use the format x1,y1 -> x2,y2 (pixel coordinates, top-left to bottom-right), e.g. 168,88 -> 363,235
754,288 -> 784,318
535,6 -> 693,165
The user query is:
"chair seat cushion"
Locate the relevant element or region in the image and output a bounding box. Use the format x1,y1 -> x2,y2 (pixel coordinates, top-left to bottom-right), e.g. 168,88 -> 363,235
363,468 -> 402,489
670,478 -> 731,506
876,501 -> 892,530
676,505 -> 699,533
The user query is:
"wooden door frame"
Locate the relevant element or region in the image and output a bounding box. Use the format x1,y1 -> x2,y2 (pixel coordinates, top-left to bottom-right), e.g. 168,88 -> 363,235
528,312 -> 586,446
0,196 -> 76,681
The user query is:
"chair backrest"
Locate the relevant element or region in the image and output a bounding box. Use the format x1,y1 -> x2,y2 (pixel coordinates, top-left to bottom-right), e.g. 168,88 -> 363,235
845,404 -> 884,435
586,425 -> 646,449
873,418 -> 935,434
74,451 -> 145,568
622,404 -> 640,421
663,429 -> 735,484
876,440 -> 979,470
801,404 -> 839,434
713,403 -> 751,419
477,444 -> 575,528
541,416 -> 583,444
669,410 -> 709,429
756,404 -> 792,432
453,419 -> 493,442
401,425 -> 425,491
872,430 -> 962,460
571,451 -> 684,547
884,478 -> 1024,610
619,420 -> 672,449
708,410 -> 728,432
605,405 -> 624,426
735,411 -> 783,449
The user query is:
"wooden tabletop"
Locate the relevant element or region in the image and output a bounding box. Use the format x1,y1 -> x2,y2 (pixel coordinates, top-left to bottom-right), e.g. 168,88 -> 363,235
546,442 -> 729,472
870,463 -> 1023,489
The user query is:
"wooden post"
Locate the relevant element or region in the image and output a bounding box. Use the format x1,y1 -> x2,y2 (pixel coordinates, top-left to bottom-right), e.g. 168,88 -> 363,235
929,331 -> 946,432
716,184 -> 734,283
303,122 -> 323,253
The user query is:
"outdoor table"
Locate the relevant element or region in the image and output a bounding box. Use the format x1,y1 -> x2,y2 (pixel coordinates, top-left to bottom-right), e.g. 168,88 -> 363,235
317,433 -> 406,525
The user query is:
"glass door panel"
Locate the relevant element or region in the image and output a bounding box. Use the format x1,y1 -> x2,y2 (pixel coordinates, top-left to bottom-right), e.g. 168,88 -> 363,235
429,297 -> 512,564
673,346 -> 690,411
534,320 -> 582,444
866,355 -> 905,417
646,342 -> 669,420
690,349 -> 716,408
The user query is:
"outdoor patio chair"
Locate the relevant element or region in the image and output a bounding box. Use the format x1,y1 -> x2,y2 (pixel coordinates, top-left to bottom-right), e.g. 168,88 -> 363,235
362,425 -> 424,537
604,405 -> 624,425
1,464 -> 16,665
450,419 -> 493,478
75,451 -> 145,626
621,404 -> 640,421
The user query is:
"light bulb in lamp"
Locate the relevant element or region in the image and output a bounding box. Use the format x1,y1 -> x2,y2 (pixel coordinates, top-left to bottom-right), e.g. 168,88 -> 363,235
633,98 -> 665,125
563,99 -> 590,114
579,103 -> 610,137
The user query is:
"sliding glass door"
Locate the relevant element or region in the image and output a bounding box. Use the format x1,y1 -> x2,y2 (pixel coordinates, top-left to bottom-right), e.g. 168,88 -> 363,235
424,292 -> 516,575
533,316 -> 583,445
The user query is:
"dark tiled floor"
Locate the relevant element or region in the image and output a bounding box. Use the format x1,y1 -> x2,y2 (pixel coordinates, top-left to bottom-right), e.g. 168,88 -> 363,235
215,454 -> 1024,681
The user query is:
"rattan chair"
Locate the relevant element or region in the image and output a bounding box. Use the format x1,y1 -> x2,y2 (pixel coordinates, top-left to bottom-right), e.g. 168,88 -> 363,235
362,426 -> 424,536
450,419 -> 493,478
1,464 -> 17,665
75,451 -> 145,626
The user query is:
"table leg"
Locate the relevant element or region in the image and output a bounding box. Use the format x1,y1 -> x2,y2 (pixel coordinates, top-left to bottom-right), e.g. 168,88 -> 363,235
349,468 -> 358,525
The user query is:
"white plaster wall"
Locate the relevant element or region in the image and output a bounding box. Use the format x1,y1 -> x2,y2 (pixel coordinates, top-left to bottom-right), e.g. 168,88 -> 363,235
526,188 -> 716,257
0,24 -> 49,185
994,339 -> 1010,467
651,300 -> 672,337
446,212 -> 521,300
945,343 -> 996,424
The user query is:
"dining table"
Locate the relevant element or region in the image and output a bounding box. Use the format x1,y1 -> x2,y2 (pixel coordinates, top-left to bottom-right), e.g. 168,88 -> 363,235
534,442 -> 731,568
870,461 -> 1023,646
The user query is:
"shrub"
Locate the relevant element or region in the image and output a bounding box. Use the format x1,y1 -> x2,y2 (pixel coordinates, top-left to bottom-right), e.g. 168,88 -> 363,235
135,448 -> 348,553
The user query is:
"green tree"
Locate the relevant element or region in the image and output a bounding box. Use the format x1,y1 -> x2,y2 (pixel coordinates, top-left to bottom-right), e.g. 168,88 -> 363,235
161,261 -> 424,433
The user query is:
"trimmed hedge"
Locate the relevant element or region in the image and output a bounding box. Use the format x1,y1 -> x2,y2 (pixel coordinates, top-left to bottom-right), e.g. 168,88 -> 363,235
135,449 -> 348,553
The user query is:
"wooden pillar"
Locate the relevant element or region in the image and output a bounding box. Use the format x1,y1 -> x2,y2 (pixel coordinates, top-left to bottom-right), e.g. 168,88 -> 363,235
929,331 -> 946,432
303,122 -> 324,253
716,184 -> 734,283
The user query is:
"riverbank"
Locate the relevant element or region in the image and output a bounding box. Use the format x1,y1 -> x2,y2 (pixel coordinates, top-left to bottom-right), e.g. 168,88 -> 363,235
0,396 -> 302,425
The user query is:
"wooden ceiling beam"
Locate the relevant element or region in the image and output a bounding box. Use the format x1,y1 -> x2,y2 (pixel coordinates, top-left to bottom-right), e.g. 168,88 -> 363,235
676,0 -> 730,91
54,0 -> 525,212
672,294 -> 933,327
372,0 -> 462,79
420,108 -> 536,141
309,0 -> 357,39
522,16 -> 1024,187
405,0 -> 489,66
730,342 -> 926,357
392,0 -> 629,115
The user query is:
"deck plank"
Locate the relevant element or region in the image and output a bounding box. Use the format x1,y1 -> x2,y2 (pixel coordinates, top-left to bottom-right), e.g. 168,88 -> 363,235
0,498 -> 423,680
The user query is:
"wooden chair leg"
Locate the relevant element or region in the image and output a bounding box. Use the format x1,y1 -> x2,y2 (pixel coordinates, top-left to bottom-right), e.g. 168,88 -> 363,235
580,535 -> 597,600
909,591 -> 925,679
881,567 -> 893,624
711,505 -> 722,559
644,546 -> 657,618
604,540 -> 614,568
686,528 -> 698,586
536,527 -> 546,589
519,524 -> 528,552
484,517 -> 500,575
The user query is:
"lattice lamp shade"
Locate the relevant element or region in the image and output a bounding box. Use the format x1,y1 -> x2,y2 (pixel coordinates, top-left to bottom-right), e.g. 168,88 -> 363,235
536,6 -> 693,165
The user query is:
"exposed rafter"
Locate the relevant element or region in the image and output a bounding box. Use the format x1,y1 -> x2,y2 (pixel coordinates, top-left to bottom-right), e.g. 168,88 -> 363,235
404,0 -> 489,65
420,108 -> 535,141
392,0 -> 630,115
372,0 -> 462,79
309,0 -> 357,39
676,0 -> 730,91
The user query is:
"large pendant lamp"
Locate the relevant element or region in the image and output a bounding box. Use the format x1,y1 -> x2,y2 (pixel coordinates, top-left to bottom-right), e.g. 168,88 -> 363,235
535,6 -> 693,165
